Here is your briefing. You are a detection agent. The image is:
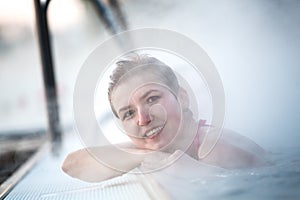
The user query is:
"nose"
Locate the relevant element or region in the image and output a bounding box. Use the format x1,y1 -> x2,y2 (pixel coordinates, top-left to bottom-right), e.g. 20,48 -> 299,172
137,107 -> 151,126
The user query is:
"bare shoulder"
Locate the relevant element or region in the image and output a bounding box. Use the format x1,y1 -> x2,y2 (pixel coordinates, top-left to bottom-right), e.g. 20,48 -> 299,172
199,127 -> 269,169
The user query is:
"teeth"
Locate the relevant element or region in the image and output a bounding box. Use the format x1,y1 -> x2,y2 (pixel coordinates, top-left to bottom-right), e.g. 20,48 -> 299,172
145,126 -> 163,137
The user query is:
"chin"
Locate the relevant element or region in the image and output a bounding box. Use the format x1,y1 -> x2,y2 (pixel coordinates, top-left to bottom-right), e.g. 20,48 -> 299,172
147,141 -> 168,151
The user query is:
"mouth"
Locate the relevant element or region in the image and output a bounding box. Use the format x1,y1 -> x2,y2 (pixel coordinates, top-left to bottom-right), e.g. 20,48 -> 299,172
143,125 -> 164,139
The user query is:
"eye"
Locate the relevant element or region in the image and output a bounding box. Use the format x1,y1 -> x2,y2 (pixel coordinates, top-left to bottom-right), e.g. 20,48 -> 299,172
122,110 -> 135,120
147,96 -> 160,104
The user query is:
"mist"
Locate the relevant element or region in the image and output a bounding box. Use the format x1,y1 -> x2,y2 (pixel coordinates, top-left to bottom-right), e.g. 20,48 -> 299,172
2,0 -> 298,149
120,0 -> 300,149
1,1 -> 299,199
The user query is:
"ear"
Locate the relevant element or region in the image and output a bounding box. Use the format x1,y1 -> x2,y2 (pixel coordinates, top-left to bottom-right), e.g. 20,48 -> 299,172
178,87 -> 190,110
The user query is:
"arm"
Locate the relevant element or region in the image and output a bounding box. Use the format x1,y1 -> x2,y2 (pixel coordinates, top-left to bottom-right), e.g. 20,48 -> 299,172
62,145 -> 147,182
61,144 -> 172,182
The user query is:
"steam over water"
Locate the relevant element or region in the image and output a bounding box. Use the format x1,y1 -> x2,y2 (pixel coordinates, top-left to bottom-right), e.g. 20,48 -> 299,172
124,0 -> 300,149
114,2 -> 300,198
1,0 -> 299,199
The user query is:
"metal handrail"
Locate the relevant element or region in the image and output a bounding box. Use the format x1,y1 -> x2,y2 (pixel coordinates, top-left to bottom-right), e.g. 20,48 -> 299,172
33,0 -> 61,155
32,0 -> 128,155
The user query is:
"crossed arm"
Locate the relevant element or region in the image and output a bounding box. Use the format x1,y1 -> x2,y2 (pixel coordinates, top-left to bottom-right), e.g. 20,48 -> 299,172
62,129 -> 269,182
61,144 -> 173,182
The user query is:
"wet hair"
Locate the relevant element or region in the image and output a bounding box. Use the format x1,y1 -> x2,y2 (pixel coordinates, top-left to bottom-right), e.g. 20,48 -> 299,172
108,53 -> 180,118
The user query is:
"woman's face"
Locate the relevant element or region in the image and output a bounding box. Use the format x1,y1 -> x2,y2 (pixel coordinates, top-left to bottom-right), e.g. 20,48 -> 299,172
111,74 -> 185,150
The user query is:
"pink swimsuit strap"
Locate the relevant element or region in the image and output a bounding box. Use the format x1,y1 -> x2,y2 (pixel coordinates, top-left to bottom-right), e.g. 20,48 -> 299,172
193,119 -> 207,156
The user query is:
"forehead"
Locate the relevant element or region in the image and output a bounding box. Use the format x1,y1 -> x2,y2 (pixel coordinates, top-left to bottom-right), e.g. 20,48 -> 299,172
112,72 -> 165,95
111,74 -> 170,109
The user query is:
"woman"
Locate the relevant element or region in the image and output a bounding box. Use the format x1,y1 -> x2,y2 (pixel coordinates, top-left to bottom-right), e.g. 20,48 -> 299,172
62,53 -> 268,182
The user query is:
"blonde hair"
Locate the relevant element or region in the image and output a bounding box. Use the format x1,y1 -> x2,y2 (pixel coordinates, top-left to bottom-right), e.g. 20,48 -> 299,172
108,53 -> 180,118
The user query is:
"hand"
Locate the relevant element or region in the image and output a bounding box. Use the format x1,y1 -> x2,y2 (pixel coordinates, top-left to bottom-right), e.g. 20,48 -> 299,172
139,150 -> 224,176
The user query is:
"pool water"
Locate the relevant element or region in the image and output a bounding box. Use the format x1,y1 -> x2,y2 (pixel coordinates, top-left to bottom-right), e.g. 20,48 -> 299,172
4,144 -> 299,199
148,147 -> 300,200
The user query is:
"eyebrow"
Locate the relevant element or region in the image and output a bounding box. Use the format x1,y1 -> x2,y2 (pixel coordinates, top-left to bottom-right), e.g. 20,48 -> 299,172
117,89 -> 159,115
118,105 -> 131,115
140,89 -> 159,101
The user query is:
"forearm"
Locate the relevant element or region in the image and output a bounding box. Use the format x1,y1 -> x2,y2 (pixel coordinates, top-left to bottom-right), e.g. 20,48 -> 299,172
62,145 -> 148,182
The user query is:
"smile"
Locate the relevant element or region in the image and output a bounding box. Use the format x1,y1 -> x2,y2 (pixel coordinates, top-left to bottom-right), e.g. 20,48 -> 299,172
144,125 -> 164,138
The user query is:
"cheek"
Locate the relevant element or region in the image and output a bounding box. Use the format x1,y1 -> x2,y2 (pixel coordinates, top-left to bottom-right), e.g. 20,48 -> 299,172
162,98 -> 182,121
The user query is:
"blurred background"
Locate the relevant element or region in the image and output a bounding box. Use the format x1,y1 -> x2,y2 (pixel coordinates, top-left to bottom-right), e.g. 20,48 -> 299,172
0,0 -> 299,151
